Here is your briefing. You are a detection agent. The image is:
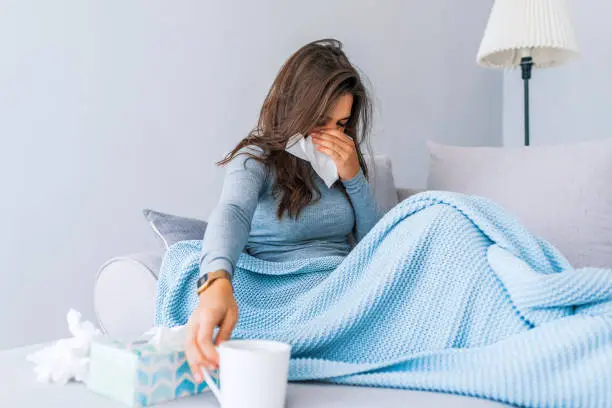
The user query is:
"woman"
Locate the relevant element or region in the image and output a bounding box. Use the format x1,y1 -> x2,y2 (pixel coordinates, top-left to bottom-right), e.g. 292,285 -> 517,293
156,39 -> 611,407
185,38 -> 380,377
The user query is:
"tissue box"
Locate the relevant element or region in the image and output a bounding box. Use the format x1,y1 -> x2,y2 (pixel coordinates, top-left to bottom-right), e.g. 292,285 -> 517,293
87,336 -> 217,406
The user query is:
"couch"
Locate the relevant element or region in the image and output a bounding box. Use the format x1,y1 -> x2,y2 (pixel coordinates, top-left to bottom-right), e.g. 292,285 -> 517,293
94,139 -> 612,407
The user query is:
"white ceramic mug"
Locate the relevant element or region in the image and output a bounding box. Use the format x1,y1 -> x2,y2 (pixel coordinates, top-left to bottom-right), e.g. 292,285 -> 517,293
200,339 -> 291,408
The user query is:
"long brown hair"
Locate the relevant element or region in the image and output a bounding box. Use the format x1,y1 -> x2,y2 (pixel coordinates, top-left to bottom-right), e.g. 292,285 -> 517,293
218,39 -> 372,219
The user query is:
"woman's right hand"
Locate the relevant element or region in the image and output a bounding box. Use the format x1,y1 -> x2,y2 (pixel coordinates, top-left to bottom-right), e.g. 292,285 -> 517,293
184,275 -> 237,383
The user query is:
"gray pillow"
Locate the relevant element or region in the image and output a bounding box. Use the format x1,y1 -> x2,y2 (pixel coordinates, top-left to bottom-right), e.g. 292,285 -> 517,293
143,209 -> 207,249
427,139 -> 612,268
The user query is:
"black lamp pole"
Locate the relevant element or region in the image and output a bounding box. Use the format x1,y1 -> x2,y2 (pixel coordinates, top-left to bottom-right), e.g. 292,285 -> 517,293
520,56 -> 534,147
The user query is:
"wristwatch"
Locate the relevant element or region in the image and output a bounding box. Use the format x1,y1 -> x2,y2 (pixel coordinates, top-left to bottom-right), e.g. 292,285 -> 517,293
196,270 -> 232,295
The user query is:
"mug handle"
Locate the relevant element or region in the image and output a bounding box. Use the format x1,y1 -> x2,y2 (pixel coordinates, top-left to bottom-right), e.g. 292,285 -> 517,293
200,366 -> 221,403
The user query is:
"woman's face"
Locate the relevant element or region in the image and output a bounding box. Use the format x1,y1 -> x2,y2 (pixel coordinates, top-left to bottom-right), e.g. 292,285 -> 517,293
314,93 -> 353,133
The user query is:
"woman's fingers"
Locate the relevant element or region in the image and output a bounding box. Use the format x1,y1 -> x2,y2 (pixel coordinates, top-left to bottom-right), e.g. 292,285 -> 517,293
215,307 -> 238,346
185,321 -> 206,383
193,313 -> 219,369
312,134 -> 355,158
315,145 -> 343,161
313,130 -> 354,147
197,313 -> 219,369
312,137 -> 350,157
312,128 -> 360,180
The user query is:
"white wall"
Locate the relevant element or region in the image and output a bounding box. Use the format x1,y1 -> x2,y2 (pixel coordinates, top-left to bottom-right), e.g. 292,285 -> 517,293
503,0 -> 611,146
0,0 -> 501,349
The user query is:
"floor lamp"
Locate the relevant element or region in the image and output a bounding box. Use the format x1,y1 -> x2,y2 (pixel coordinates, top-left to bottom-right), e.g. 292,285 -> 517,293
476,0 -> 580,146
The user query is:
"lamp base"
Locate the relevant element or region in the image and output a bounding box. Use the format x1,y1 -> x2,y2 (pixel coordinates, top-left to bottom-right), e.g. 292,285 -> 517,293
520,57 -> 533,146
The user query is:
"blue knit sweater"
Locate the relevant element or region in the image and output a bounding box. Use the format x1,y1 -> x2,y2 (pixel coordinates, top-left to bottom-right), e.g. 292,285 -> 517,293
199,146 -> 383,278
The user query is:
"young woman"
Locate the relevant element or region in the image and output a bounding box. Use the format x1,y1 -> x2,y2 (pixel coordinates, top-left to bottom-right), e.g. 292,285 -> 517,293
182,39 -> 380,378
155,39 -> 611,406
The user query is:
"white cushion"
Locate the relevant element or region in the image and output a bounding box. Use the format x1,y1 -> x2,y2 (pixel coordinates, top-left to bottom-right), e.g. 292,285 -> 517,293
427,139 -> 612,268
94,253 -> 161,339
365,154 -> 399,213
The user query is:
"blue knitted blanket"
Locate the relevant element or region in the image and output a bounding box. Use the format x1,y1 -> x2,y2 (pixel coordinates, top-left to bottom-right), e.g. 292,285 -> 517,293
155,192 -> 612,407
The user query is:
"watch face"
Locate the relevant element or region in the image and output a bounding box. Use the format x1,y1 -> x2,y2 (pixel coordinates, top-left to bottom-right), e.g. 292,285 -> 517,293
197,275 -> 209,288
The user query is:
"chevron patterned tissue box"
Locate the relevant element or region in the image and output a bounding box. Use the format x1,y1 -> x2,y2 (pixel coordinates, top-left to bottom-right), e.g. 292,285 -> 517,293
86,336 -> 217,406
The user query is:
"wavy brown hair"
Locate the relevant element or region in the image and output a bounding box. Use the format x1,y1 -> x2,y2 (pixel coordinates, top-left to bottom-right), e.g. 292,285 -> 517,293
218,39 -> 372,219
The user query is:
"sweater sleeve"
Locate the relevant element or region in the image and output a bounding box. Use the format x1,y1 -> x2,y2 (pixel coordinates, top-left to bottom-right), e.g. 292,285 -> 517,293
341,168 -> 383,242
199,147 -> 267,279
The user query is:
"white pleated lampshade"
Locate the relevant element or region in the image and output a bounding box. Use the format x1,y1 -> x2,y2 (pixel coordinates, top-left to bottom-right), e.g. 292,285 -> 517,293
477,0 -> 579,69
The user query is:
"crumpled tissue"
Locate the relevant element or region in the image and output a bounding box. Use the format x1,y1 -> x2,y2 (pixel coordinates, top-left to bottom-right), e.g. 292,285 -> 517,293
26,309 -> 101,384
285,133 -> 339,187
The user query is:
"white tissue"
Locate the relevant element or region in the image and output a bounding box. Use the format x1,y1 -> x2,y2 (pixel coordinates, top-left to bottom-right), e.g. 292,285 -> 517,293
143,325 -> 188,351
285,133 -> 339,187
26,309 -> 101,385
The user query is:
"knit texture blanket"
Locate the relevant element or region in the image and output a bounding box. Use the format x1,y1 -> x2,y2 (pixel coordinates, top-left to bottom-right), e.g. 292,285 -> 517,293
155,192 -> 612,408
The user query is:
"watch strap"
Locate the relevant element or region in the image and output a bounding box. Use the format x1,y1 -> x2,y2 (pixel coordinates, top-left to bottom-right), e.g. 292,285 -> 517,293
196,270 -> 232,295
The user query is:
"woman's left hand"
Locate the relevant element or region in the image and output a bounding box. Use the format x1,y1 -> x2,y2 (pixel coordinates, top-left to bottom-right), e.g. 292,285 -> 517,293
311,128 -> 360,181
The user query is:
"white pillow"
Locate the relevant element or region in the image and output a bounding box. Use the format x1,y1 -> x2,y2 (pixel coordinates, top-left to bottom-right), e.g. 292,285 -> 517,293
364,154 -> 399,214
427,139 -> 612,268
94,253 -> 161,338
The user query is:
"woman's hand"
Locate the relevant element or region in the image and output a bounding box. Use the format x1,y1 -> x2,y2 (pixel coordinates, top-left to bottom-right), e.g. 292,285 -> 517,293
184,276 -> 237,383
311,128 -> 360,181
